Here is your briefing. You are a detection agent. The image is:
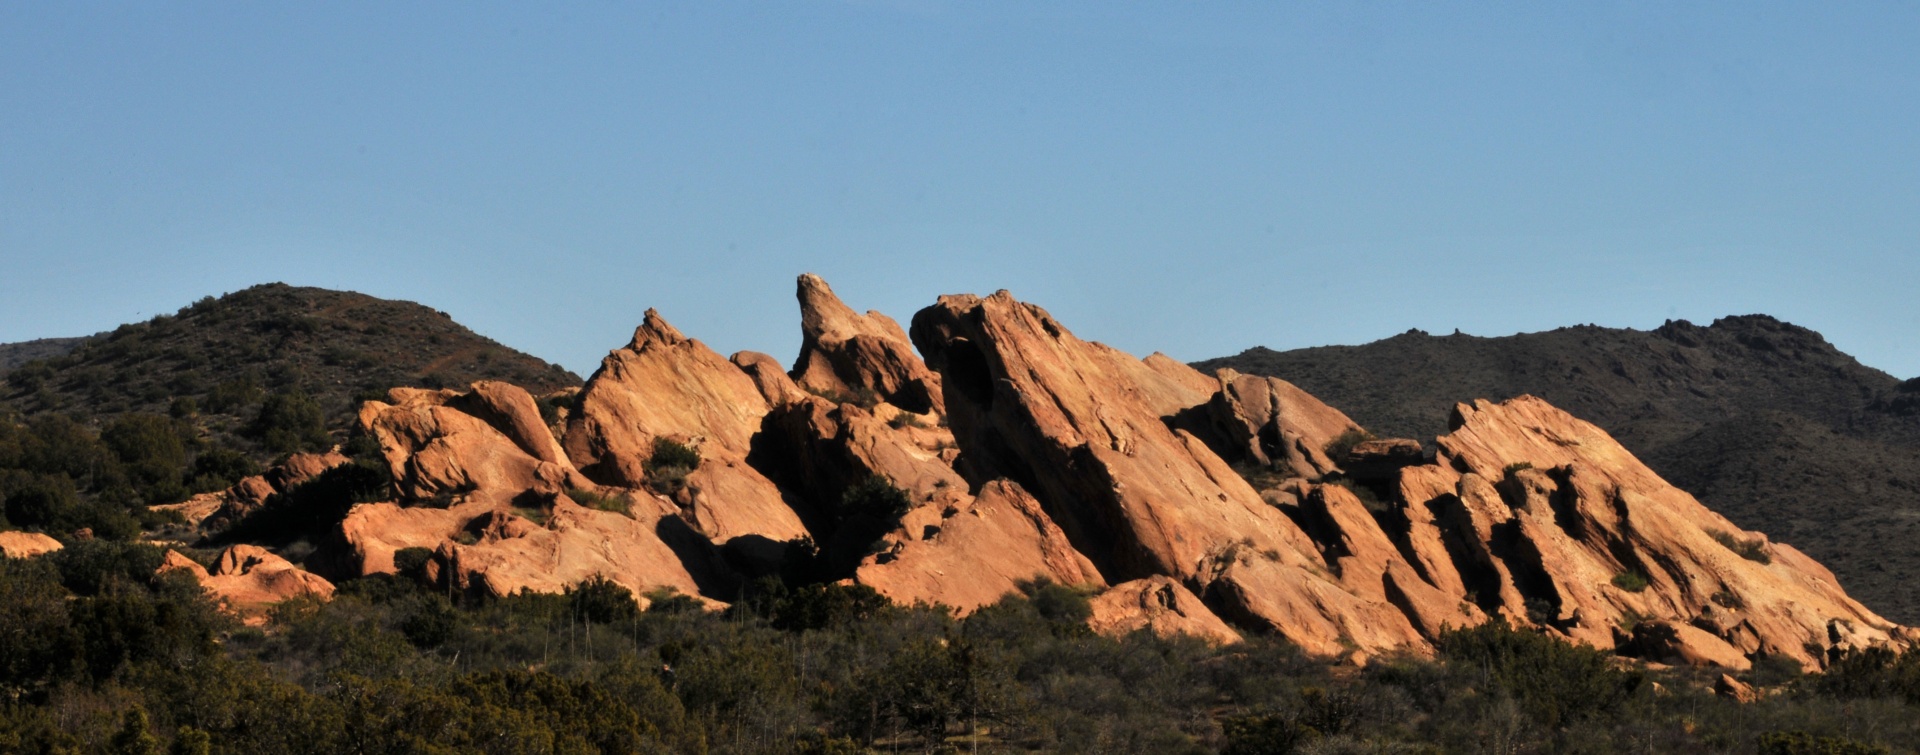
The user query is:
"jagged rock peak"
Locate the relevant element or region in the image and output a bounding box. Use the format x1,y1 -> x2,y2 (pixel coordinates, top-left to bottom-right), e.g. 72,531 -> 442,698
629,308 -> 689,349
791,273 -> 945,414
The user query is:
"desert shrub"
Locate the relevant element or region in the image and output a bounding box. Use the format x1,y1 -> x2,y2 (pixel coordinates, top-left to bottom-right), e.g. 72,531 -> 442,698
566,487 -> 632,517
1758,730 -> 1893,755
1810,646 -> 1920,705
1710,529 -> 1772,564
1503,461 -> 1534,476
188,446 -> 260,493
249,389 -> 328,453
203,378 -> 262,414
1433,618 -> 1642,728
765,583 -> 892,631
1323,427 -> 1374,461
643,437 -> 700,494
838,475 -> 912,522
568,575 -> 640,624
1612,570 -> 1651,592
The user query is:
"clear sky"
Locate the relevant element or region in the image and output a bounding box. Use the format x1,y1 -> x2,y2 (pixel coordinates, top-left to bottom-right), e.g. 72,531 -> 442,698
3,2 -> 1917,379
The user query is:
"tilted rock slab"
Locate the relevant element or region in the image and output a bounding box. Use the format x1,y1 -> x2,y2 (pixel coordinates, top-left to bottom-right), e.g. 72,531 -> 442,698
0,531 -> 62,559
1205,367 -> 1358,479
1088,576 -> 1242,645
564,310 -> 808,546
856,479 -> 1103,613
791,273 -> 945,415
909,290 -> 1451,656
1412,396 -> 1913,670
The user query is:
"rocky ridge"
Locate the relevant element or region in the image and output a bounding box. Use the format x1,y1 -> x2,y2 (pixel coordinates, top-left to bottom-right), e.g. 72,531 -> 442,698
103,277 -> 1913,670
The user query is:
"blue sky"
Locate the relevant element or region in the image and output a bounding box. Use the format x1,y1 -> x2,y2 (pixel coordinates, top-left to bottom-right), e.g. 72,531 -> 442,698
3,2 -> 1917,379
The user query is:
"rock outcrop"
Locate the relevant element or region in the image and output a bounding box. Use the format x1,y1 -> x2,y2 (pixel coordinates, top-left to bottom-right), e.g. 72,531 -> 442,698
790,274 -> 945,415
1088,576 -> 1241,645
855,479 -> 1102,613
361,386 -> 586,504
1205,368 -> 1357,478
161,545 -> 335,613
909,290 -> 1450,656
0,531 -> 62,559
1412,396 -> 1910,670
171,452 -> 350,532
564,310 -> 808,546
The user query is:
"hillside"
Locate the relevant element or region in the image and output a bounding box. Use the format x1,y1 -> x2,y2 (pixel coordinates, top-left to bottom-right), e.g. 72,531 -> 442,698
1197,315 -> 1920,623
0,283 -> 581,431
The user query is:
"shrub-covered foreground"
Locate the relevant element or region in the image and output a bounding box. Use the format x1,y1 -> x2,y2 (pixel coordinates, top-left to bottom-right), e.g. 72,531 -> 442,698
4,543 -> 1920,753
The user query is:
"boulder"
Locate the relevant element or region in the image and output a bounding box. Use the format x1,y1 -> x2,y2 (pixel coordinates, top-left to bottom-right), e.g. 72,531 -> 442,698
161,545 -> 335,613
563,309 -> 808,546
731,350 -> 810,407
1088,576 -> 1241,645
0,531 -> 62,559
855,479 -> 1103,613
338,495 -> 718,603
1714,673 -> 1759,704
790,273 -> 945,415
1626,620 -> 1752,670
360,386 -> 587,505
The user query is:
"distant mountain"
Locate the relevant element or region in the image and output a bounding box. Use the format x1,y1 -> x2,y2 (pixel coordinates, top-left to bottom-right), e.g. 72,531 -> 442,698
0,283 -> 581,432
1197,315 -> 1920,623
0,336 -> 89,374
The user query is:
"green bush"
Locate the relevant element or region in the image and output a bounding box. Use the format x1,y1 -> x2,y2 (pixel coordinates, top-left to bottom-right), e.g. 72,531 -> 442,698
1710,529 -> 1772,564
1611,569 -> 1651,592
249,389 -> 328,453
1323,427 -> 1375,462
838,475 -> 912,523
1758,730 -> 1892,755
1433,618 -> 1643,728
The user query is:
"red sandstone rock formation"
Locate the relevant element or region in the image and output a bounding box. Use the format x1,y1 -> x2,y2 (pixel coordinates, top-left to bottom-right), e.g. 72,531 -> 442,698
161,545 -> 335,613
855,479 -> 1102,613
909,290 -> 1444,656
1088,576 -> 1241,645
1205,368 -> 1358,478
361,386 -> 587,504
1409,396 -> 1910,670
563,310 -> 808,546
0,531 -> 62,559
791,273 -> 945,415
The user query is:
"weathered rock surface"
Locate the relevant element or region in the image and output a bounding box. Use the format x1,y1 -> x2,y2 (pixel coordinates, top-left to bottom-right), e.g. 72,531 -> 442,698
1419,396 -> 1911,669
1205,368 -> 1358,478
0,531 -> 62,559
855,479 -> 1103,613
161,545 -> 335,613
337,495 -> 717,603
564,310 -> 807,546
909,290 -> 1435,655
1088,576 -> 1241,645
791,273 -> 945,415
361,386 -> 586,504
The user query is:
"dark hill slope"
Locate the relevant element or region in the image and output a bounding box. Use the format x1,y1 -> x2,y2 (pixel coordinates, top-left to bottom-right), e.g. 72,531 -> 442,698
0,337 -> 89,374
1197,315 -> 1920,623
1,283 -> 580,429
